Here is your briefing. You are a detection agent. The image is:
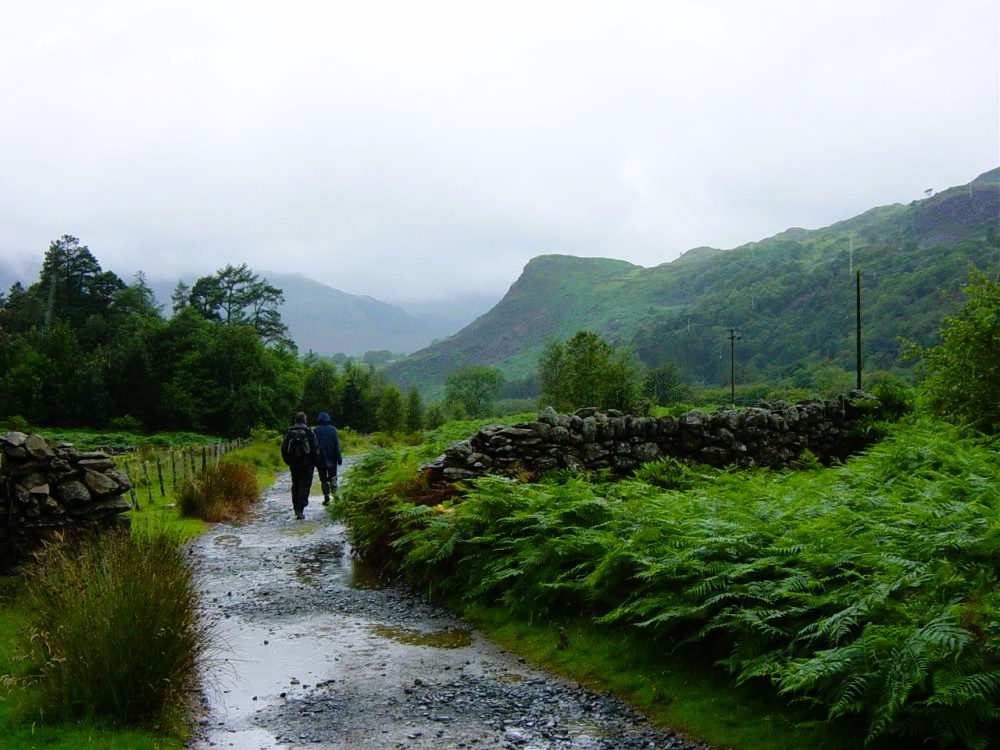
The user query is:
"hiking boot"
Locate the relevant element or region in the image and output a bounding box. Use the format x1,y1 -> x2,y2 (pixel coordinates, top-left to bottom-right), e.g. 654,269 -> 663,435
295,511 -> 305,520
322,494 -> 331,505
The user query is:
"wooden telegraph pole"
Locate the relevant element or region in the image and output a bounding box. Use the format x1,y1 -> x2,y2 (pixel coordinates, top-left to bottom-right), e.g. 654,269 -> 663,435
855,270 -> 862,390
729,327 -> 741,406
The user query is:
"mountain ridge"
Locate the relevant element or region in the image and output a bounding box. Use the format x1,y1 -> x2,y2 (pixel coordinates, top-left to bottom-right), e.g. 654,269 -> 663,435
3,169 -> 996,374
144,271 -> 497,357
385,168 -> 1000,395
0,263 -> 497,357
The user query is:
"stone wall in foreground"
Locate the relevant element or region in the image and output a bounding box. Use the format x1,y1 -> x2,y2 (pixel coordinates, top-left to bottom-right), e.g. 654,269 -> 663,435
1,432 -> 132,571
424,392 -> 877,483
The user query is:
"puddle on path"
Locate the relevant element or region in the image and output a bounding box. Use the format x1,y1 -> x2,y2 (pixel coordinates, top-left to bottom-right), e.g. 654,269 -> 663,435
369,624 -> 473,649
337,552 -> 388,590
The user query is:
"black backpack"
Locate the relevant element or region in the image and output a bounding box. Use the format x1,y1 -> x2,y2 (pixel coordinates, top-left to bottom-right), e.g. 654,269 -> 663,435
286,426 -> 311,461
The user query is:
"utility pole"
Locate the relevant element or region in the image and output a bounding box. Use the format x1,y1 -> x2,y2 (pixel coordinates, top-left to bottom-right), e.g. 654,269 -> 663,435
729,327 -> 741,406
855,270 -> 862,390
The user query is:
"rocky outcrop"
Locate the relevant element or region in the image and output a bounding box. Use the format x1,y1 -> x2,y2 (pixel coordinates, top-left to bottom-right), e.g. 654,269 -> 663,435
424,392 -> 877,483
1,432 -> 132,571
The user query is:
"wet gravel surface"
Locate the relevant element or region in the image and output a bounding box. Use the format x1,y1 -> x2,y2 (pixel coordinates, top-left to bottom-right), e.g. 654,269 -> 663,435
187,458 -> 712,750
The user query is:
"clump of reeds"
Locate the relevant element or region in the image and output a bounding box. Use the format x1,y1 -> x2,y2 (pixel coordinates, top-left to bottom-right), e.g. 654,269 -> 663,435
177,460 -> 259,521
24,527 -> 212,734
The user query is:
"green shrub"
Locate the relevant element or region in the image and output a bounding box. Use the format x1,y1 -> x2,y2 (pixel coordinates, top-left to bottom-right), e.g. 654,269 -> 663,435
334,448 -> 428,569
368,431 -> 396,448
908,270 -> 1000,434
249,424 -> 281,445
222,440 -> 282,472
1,414 -> 29,431
23,528 -> 211,733
177,460 -> 259,521
106,414 -> 143,432
868,374 -> 914,421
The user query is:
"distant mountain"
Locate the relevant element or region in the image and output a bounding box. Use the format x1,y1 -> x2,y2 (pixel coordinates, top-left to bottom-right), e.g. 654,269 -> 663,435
2,255 -> 494,357
147,272 -> 496,356
386,168 -> 1000,395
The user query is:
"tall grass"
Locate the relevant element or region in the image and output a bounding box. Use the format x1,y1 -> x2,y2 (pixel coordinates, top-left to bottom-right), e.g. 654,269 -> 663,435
0,435 -> 284,747
22,526 -> 211,734
340,416 -> 1000,748
177,459 -> 260,521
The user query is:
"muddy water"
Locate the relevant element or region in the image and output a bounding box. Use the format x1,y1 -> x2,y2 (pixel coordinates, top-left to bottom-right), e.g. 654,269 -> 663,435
188,459 -> 708,750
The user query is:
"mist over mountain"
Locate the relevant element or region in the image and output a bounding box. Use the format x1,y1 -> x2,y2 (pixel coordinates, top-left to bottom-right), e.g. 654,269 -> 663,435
0,256 -> 496,357
143,272 -> 497,357
264,272 -> 497,356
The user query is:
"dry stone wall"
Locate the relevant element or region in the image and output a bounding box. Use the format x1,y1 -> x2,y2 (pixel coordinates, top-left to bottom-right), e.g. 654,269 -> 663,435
424,392 -> 877,483
1,432 -> 132,571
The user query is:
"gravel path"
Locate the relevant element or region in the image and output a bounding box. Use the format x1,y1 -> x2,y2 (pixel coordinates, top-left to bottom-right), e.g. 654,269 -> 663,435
187,458 -> 711,750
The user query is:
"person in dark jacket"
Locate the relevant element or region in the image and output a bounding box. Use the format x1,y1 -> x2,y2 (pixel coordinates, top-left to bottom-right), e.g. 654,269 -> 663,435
313,411 -> 343,505
280,411 -> 319,520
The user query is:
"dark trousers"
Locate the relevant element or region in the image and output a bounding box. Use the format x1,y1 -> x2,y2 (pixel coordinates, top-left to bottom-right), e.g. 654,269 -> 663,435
317,464 -> 338,495
290,464 -> 315,513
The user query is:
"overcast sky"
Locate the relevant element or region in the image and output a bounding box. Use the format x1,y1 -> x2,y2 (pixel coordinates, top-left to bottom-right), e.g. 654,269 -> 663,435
1,1 -> 997,303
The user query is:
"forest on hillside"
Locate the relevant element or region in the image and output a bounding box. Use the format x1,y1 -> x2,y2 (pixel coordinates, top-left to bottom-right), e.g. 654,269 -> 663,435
0,236 -> 423,436
386,169 -> 999,398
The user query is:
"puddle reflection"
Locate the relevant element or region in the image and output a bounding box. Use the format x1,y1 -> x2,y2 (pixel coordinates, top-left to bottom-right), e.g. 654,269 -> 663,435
291,540 -> 389,591
341,555 -> 388,590
370,624 -> 473,649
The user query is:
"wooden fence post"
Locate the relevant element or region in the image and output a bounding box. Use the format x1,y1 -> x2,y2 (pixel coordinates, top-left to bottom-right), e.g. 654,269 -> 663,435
123,462 -> 139,510
156,457 -> 165,497
141,462 -> 154,506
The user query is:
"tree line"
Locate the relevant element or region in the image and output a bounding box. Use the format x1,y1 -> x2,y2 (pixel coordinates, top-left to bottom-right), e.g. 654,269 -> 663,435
0,236 -> 429,437
3,236 -> 994,437
0,236 -> 666,436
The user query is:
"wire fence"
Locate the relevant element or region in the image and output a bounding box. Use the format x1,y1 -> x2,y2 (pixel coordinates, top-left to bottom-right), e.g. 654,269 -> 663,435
117,438 -> 252,510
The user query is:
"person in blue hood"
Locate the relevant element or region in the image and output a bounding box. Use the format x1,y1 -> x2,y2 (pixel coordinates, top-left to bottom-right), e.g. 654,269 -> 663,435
313,412 -> 343,505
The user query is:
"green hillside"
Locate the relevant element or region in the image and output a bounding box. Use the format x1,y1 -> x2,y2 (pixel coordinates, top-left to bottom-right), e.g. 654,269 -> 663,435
386,168 -> 1000,395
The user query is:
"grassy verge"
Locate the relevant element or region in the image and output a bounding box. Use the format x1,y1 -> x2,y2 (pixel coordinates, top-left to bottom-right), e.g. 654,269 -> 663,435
461,604 -> 874,750
0,434 -> 285,748
128,434 -> 284,533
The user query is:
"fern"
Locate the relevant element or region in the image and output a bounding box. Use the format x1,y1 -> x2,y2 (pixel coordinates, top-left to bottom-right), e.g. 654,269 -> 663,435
341,416 -> 1000,746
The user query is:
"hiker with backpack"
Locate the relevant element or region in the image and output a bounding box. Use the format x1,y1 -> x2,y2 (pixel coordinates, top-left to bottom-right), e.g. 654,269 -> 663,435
280,411 -> 319,520
313,411 -> 342,505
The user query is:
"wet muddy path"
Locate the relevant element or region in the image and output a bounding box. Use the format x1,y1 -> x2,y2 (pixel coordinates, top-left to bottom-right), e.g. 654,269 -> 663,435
188,459 -> 709,750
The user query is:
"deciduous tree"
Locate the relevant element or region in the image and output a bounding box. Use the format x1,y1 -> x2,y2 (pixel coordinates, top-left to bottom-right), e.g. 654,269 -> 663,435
538,330 -> 641,411
187,264 -> 290,345
909,270 -> 1000,433
444,365 -> 503,418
